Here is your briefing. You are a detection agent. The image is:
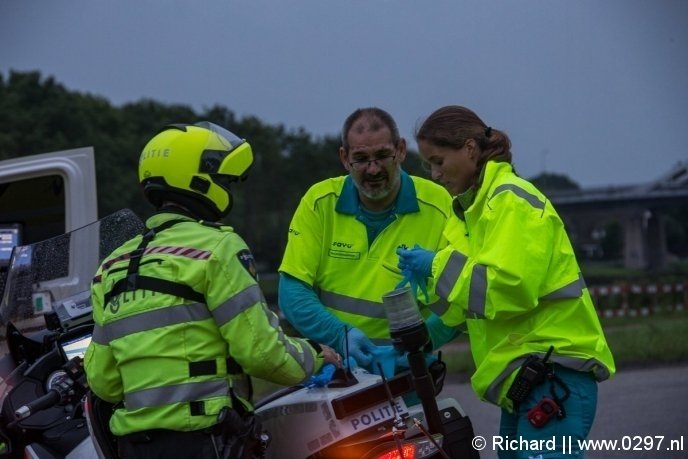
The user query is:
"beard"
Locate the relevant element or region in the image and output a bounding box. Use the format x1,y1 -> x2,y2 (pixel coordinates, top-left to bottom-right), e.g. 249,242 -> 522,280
352,166 -> 401,202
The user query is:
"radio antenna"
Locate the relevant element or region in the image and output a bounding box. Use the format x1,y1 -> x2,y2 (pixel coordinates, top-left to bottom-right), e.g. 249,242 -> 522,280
343,325 -> 351,382
377,363 -> 406,458
344,325 -> 350,370
328,325 -> 356,387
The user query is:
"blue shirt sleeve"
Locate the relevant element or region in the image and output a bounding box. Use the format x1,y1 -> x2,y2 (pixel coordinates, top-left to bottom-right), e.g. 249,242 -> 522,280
278,273 -> 348,351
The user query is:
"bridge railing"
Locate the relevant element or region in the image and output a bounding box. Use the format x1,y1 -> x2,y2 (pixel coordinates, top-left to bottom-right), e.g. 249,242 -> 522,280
589,280 -> 687,318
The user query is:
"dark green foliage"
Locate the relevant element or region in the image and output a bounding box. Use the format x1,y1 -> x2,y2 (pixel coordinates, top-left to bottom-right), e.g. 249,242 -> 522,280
0,71 -> 348,270
529,172 -> 580,192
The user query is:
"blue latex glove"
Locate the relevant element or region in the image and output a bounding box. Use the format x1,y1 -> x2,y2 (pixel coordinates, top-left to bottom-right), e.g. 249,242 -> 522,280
396,244 -> 435,278
369,345 -> 401,378
395,245 -> 435,302
395,352 -> 410,371
303,363 -> 336,388
341,327 -> 377,368
394,352 -> 440,371
425,313 -> 461,349
395,268 -> 429,303
343,356 -> 359,371
397,244 -> 435,303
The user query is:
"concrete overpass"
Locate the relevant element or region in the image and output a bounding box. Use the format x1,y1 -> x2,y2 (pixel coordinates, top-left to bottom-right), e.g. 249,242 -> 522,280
548,161 -> 688,271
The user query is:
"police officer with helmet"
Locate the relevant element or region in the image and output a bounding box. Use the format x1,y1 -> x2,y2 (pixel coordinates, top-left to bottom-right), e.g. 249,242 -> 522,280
84,122 -> 340,459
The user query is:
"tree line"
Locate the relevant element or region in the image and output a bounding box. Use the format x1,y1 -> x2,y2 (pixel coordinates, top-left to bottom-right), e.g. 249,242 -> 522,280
2,71 -> 685,270
0,71 -> 428,270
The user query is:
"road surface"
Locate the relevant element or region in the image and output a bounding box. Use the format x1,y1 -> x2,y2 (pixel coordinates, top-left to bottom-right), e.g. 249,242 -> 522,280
442,363 -> 688,458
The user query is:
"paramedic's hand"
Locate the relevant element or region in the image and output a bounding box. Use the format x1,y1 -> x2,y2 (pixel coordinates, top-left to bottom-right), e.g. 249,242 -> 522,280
396,245 -> 435,303
394,352 -> 438,371
425,313 -> 460,350
395,352 -> 410,371
396,244 -> 435,279
395,268 -> 429,303
341,328 -> 376,368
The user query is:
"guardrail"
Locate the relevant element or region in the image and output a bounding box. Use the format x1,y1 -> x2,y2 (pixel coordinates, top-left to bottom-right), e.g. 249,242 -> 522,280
589,281 -> 687,318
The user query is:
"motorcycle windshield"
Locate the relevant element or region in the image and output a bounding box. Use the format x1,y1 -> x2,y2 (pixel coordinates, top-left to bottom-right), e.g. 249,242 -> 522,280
0,209 -> 144,340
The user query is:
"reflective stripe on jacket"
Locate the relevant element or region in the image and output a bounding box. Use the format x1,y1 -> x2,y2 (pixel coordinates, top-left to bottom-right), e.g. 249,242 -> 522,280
85,212 -> 323,435
279,172 -> 453,341
430,161 -> 615,410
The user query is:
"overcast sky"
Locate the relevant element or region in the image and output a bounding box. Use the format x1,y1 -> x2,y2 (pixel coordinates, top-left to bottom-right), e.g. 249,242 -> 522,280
1,1 -> 686,189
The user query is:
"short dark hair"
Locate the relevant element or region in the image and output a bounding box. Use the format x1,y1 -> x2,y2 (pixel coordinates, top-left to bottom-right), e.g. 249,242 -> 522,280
341,107 -> 400,151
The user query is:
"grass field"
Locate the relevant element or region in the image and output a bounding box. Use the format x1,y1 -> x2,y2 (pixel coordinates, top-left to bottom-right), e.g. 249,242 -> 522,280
438,310 -> 688,377
601,310 -> 688,366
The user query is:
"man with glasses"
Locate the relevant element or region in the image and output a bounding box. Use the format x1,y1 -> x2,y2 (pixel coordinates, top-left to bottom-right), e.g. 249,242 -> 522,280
278,107 -> 459,376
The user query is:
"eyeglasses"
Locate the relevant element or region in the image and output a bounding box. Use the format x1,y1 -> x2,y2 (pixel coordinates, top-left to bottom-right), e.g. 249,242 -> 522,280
348,152 -> 397,171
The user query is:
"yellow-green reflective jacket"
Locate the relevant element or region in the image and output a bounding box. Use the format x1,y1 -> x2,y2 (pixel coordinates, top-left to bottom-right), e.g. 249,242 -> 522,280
84,213 -> 323,436
279,172 -> 453,341
430,161 -> 615,410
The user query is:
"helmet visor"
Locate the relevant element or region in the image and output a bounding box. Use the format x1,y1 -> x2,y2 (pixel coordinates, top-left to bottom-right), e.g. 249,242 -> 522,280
194,121 -> 245,152
195,122 -> 253,178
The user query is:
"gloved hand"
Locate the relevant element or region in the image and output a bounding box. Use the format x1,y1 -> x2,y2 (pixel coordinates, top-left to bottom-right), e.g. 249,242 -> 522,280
395,352 -> 410,371
303,363 -> 336,388
369,346 -> 399,378
424,313 -> 460,350
393,314 -> 458,371
396,268 -> 429,303
396,245 -> 436,302
394,352 -> 441,372
396,244 -> 435,278
341,327 -> 377,368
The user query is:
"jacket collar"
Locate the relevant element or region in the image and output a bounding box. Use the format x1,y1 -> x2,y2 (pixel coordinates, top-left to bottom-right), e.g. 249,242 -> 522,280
453,161 -> 513,219
146,211 -> 197,228
335,170 -> 420,215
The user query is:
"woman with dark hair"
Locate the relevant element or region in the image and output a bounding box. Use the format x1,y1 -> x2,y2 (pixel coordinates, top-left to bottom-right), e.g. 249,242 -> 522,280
398,105 -> 615,458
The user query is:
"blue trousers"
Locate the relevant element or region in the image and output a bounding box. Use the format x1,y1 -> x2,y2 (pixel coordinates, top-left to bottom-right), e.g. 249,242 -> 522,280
498,365 -> 598,459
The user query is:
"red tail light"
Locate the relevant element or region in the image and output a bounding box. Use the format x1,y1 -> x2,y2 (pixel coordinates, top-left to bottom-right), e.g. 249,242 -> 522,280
364,434 -> 443,459
372,443 -> 416,459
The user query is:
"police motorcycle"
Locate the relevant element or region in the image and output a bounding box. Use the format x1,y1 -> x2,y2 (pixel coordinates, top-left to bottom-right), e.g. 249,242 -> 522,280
252,287 -> 480,459
82,293 -> 483,458
0,209 -> 145,458
0,208 -> 480,459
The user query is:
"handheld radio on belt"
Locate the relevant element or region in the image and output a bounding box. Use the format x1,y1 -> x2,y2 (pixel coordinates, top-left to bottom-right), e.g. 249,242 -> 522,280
506,346 -> 571,428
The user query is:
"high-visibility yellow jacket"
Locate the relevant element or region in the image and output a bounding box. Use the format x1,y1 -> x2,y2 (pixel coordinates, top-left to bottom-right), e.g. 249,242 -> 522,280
430,161 -> 615,410
85,212 -> 323,436
279,172 -> 453,342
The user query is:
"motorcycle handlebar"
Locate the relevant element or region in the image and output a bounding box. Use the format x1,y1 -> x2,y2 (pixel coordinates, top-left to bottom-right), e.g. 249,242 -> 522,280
15,389 -> 62,420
